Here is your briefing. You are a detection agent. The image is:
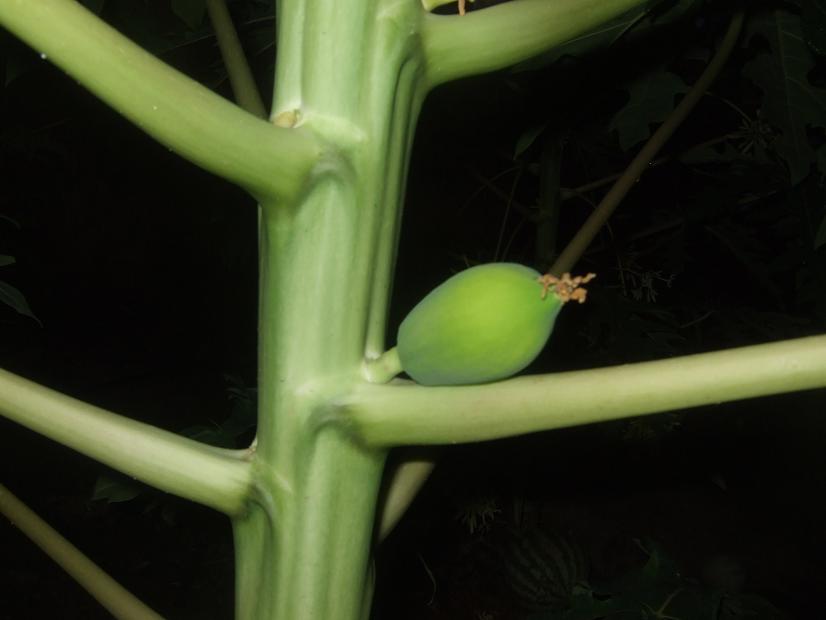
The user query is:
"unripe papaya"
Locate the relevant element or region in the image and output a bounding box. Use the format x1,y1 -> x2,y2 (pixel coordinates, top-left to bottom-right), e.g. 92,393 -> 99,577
396,263 -> 591,386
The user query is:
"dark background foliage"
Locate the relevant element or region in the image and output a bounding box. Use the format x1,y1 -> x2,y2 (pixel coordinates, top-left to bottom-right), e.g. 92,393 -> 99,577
1,0 -> 825,618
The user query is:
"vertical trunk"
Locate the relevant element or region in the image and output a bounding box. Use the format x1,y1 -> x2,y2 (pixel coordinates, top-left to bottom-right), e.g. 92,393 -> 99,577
233,1 -> 427,618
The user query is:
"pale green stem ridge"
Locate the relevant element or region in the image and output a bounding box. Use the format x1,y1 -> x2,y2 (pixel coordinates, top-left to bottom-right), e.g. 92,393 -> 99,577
363,57 -> 429,356
278,431 -> 384,620
0,0 -> 321,202
206,0 -> 268,118
344,335 -> 826,446
421,0 -> 649,86
232,503 -> 273,619
0,368 -> 252,515
0,484 -> 164,620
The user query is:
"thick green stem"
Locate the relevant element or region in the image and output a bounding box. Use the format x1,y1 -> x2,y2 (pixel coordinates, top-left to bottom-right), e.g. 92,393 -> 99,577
345,335 -> 826,446
231,0 -> 428,617
0,368 -> 251,515
0,0 -> 320,201
422,0 -> 648,86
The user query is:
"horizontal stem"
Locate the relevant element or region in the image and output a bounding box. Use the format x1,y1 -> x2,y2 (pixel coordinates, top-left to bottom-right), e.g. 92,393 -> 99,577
0,0 -> 321,201
0,368 -> 252,515
344,335 -> 826,446
0,483 -> 163,620
421,0 -> 647,86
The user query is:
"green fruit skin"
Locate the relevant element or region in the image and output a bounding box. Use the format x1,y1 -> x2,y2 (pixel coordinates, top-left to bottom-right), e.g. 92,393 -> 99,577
397,263 -> 562,386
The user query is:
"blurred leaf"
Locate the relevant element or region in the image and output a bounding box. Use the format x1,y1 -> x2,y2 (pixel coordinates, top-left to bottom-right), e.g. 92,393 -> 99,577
92,474 -> 182,526
636,539 -> 680,585
719,593 -> 791,620
527,540 -> 760,620
705,223 -> 784,301
678,140 -> 741,165
180,423 -> 236,448
526,591 -> 634,619
744,9 -> 826,183
611,0 -> 702,46
92,473 -> 142,503
95,0 -> 205,55
172,0 -> 206,30
514,124 -> 546,158
222,404 -> 256,440
609,69 -> 686,151
799,0 -> 826,54
0,215 -> 21,229
240,19 -> 278,57
0,255 -> 15,267
0,281 -> 41,325
222,379 -> 257,440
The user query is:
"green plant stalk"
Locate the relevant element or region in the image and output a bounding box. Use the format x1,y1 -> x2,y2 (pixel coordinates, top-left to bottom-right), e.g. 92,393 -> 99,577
231,0 -> 428,617
206,0 -> 268,118
0,368 -> 251,515
345,334 -> 826,446
377,450 -> 438,539
0,484 -> 163,620
422,0 -> 649,86
0,0 -> 320,202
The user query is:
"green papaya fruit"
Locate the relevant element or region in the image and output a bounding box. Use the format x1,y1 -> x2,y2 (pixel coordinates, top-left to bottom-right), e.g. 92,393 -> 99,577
396,263 -> 586,386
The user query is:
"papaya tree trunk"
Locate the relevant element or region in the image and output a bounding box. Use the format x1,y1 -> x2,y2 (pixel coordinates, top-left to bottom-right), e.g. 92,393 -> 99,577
233,0 -> 427,617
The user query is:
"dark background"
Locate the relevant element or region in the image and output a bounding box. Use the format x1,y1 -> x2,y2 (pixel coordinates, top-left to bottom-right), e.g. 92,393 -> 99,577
2,1 -> 826,618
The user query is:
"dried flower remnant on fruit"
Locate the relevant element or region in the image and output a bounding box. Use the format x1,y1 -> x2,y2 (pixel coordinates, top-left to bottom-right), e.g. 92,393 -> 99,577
537,272 -> 596,303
